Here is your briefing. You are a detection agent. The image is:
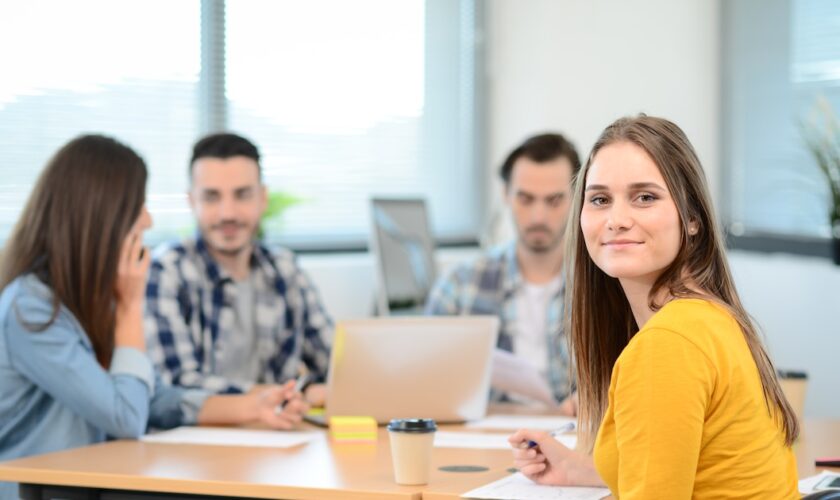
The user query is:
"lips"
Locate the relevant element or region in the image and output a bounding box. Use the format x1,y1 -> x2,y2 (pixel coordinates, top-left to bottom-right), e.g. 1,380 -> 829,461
215,223 -> 245,238
603,239 -> 642,248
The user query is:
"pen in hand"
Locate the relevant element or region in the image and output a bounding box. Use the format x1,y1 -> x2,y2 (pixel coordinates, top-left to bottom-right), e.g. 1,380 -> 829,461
274,374 -> 310,416
520,422 -> 577,449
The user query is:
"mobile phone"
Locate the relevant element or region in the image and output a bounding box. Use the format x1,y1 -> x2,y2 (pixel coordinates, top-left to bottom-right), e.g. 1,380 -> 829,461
816,475 -> 840,490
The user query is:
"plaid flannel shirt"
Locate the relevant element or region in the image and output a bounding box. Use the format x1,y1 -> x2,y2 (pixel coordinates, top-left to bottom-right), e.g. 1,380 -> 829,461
144,237 -> 332,394
424,242 -> 573,402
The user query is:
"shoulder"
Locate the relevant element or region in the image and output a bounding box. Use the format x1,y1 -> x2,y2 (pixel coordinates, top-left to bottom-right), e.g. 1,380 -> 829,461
0,275 -> 84,343
148,239 -> 205,286
627,299 -> 740,365
260,244 -> 301,276
0,275 -> 57,326
644,299 -> 740,343
151,238 -> 196,268
440,245 -> 508,285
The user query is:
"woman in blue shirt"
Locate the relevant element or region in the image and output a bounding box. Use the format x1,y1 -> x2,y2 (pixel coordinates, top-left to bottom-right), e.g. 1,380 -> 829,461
0,135 -> 308,500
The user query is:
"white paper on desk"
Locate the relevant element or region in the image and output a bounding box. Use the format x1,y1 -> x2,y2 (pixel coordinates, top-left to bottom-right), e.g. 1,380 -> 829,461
462,472 -> 609,500
491,348 -> 557,406
467,414 -> 576,432
141,427 -> 319,448
435,431 -> 576,450
799,470 -> 840,493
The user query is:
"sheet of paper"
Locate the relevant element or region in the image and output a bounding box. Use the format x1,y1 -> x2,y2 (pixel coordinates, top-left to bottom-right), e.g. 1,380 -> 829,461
141,427 -> 319,448
462,472 -> 609,500
435,431 -> 576,450
491,348 -> 557,406
799,470 -> 840,494
467,414 -> 577,432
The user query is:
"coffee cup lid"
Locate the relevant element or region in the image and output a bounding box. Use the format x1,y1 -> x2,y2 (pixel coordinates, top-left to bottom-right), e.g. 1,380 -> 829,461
387,418 -> 437,433
778,369 -> 808,380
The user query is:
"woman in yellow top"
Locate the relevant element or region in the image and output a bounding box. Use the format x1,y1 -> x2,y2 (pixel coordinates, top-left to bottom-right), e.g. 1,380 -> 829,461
509,115 -> 799,498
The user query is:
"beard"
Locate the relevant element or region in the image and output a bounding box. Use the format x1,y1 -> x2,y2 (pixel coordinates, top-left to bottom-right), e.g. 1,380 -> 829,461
203,219 -> 257,256
520,225 -> 562,253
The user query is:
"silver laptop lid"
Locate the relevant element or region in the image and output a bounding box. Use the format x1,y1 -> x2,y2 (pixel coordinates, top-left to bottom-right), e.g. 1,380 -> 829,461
325,316 -> 499,424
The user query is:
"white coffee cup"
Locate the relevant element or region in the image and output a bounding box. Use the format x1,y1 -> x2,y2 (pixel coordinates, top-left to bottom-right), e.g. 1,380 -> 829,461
778,370 -> 808,424
387,418 -> 437,485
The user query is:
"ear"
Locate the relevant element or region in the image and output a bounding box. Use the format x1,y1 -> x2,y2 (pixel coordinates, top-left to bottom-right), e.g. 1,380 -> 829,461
687,219 -> 700,236
259,184 -> 269,213
501,182 -> 513,205
187,189 -> 196,212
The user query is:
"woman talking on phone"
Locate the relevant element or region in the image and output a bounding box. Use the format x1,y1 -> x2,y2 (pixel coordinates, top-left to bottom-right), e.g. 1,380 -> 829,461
0,135 -> 307,500
509,115 -> 799,498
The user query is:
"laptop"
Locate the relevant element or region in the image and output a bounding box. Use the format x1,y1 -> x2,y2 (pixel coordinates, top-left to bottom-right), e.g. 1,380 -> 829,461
322,316 -> 499,424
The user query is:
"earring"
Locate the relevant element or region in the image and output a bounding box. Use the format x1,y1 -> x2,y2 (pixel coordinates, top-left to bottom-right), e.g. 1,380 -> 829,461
688,225 -> 698,235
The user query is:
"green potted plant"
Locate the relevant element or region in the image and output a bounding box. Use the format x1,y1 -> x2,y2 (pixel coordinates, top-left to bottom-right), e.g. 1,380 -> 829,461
801,97 -> 840,264
259,190 -> 303,240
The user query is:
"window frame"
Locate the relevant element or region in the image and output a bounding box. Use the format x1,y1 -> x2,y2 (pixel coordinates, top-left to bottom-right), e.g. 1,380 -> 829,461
198,0 -> 487,253
720,0 -> 836,260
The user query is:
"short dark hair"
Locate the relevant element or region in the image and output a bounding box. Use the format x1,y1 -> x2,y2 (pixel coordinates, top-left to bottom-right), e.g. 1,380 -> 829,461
499,132 -> 581,185
189,132 -> 262,179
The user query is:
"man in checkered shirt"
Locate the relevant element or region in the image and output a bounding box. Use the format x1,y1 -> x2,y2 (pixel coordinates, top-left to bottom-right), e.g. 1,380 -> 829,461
144,133 -> 332,420
426,133 -> 579,414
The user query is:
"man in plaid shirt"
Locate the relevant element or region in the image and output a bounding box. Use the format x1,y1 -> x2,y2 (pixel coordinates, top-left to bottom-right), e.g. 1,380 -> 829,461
144,133 -> 332,417
426,133 -> 579,413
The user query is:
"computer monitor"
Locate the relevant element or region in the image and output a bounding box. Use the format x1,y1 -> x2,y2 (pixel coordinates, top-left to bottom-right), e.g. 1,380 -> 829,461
324,316 -> 499,423
369,198 -> 437,315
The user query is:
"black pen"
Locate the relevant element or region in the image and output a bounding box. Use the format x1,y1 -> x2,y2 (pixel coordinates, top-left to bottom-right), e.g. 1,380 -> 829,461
274,374 -> 310,416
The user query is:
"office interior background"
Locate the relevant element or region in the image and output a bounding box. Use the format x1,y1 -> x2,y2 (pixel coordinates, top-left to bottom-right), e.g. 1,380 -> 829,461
1,0 -> 838,417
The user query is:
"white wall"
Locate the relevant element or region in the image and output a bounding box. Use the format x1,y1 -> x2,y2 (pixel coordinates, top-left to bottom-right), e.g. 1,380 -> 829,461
484,0 -> 721,240
299,248 -> 478,322
729,250 -> 840,417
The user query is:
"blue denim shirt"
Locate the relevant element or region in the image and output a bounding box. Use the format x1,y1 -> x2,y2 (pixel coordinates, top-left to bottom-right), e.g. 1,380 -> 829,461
0,275 -> 209,500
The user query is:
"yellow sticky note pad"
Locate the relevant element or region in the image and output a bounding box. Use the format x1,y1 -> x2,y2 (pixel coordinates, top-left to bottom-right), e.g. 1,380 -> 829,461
329,416 -> 377,443
306,407 -> 325,417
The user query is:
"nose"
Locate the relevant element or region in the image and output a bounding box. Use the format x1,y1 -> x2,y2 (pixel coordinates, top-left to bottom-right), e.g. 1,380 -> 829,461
529,199 -> 550,224
606,199 -> 633,232
140,206 -> 153,230
218,195 -> 236,219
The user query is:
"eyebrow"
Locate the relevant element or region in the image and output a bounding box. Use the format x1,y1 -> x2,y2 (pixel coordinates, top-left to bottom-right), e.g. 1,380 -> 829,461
585,182 -> 667,192
200,185 -> 254,194
515,190 -> 566,198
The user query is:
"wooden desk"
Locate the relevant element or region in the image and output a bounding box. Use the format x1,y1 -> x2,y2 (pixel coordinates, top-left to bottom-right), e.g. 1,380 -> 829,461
423,418 -> 840,500
1,419 -> 837,500
795,419 -> 840,477
0,424 -> 517,500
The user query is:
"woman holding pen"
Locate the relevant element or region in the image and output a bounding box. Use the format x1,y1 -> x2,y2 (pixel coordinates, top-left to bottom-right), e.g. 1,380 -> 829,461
509,115 -> 799,498
0,135 -> 307,500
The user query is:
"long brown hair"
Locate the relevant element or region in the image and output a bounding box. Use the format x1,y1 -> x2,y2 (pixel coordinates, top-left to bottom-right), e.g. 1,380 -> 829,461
0,135 -> 147,368
566,115 -> 799,450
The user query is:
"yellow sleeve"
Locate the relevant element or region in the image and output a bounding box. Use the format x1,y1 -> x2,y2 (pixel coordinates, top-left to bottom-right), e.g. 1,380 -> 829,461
612,328 -> 715,499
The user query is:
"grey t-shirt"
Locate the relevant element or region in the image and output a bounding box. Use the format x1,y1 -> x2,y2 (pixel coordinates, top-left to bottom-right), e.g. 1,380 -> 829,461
216,272 -> 261,388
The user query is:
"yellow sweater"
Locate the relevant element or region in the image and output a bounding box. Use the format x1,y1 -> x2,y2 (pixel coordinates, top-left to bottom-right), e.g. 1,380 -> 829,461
592,299 -> 798,499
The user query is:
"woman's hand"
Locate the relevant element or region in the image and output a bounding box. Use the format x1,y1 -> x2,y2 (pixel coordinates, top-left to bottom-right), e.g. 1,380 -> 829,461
508,429 -> 604,487
115,229 -> 150,314
114,229 -> 150,350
